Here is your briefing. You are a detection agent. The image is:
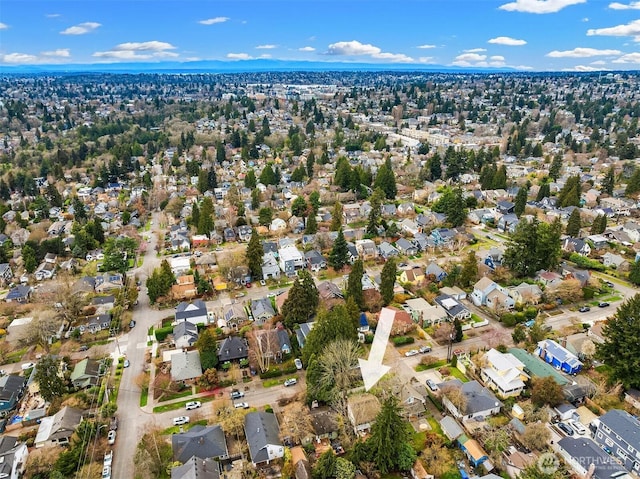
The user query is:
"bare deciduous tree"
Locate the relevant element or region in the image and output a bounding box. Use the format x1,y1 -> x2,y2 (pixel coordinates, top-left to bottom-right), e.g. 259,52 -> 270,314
24,314 -> 62,352
248,328 -> 281,373
279,402 -> 315,445
520,422 -> 550,451
317,339 -> 363,416
440,384 -> 467,416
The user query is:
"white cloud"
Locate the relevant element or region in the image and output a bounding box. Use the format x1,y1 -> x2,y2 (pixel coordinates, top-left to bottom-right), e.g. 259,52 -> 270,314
563,65 -> 604,71
299,46 -> 315,52
1,53 -> 38,64
488,36 -> 527,46
46,13 -> 61,18
612,52 -> 640,63
455,53 -> 487,62
546,47 -> 621,57
418,56 -> 435,63
256,44 -> 276,49
259,54 -> 272,58
499,0 -> 586,13
60,21 -> 101,35
0,23 -> 8,30
587,19 -> 640,41
609,1 -> 640,9
591,60 -> 607,65
227,52 -> 252,60
490,55 -> 506,61
198,17 -> 229,25
582,17 -> 589,21
326,40 -> 414,62
41,49 -> 70,57
464,48 -> 487,53
93,41 -> 178,61
417,44 -> 436,49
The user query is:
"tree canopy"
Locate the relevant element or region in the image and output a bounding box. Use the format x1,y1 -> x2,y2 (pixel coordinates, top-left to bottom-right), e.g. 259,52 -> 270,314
503,218 -> 562,277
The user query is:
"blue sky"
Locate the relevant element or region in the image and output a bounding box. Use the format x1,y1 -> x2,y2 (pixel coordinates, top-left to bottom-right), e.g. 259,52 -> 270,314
2,0 -> 640,71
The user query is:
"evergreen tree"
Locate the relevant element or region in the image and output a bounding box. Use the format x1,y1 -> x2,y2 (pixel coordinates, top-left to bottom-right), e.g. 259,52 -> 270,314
281,271 -> 319,329
504,218 -> 562,277
246,229 -> 263,280
22,244 -> 37,273
347,259 -> 364,309
365,397 -> 416,474
291,196 -> 308,217
309,191 -> 321,213
597,293 -> 640,388
329,229 -> 349,271
629,261 -> 640,286
374,157 -> 397,200
602,166 -> 615,195
565,208 -> 581,236
330,202 -> 343,231
302,305 -> 358,364
34,355 -> 67,402
366,188 -> 384,235
492,165 -> 507,189
259,164 -> 277,185
208,167 -> 218,190
306,151 -> 316,177
190,202 -> 200,228
198,197 -> 214,235
313,450 -> 336,479
626,168 -> 640,196
72,196 -> 87,222
453,318 -> 463,342
197,169 -> 208,193
380,258 -> 397,306
261,116 -> 271,136
305,213 -> 318,234
590,214 -> 607,234
557,175 -> 581,207
458,251 -> 478,288
245,169 -> 257,189
536,182 -> 551,201
549,154 -> 563,180
216,141 -> 226,164
432,187 -> 466,227
251,189 -> 261,210
514,186 -> 528,217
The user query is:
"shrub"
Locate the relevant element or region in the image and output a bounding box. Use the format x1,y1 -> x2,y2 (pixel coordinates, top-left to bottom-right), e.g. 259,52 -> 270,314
154,326 -> 174,342
392,336 -> 415,346
260,369 -> 283,379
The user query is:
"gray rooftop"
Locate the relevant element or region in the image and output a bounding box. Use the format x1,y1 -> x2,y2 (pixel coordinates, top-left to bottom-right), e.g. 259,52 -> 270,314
244,411 -> 282,464
599,409 -> 640,453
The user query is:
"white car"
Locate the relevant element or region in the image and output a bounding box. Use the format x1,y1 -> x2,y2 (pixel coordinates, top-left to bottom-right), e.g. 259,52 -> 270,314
21,362 -> 35,370
404,349 -> 419,357
185,401 -> 201,410
294,358 -> 303,370
103,451 -> 113,467
107,430 -> 116,445
284,378 -> 298,387
102,465 -> 111,479
234,402 -> 249,409
173,416 -> 190,426
569,419 -> 587,435
260,280 -> 266,286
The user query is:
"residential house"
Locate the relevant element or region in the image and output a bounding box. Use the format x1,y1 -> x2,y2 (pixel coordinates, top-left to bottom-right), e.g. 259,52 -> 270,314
559,263 -> 591,288
305,250 -> 327,272
434,294 -> 471,321
262,252 -> 281,280
413,233 -> 433,251
34,406 -> 83,448
483,248 -> 504,271
480,349 -> 528,398
6,317 -> 33,345
458,436 -> 491,470
425,262 -> 447,281
400,382 -> 427,418
396,238 -> 418,256
222,303 -> 249,329
318,281 -> 344,302
558,437 -> 632,479
405,298 -> 448,326
587,234 -> 609,250
251,298 -> 276,325
497,214 -> 519,233
439,379 -> 503,421
535,339 -> 583,375
378,242 -> 400,259
471,277 -> 514,311
602,252 -> 628,270
342,204 -> 362,224
237,225 -> 253,242
171,457 -> 220,479
173,322 -> 199,349
175,300 -> 208,325
83,314 -> 111,334
217,336 -> 249,363
295,322 -> 314,349
169,256 -> 191,276
624,389 -> 640,411
536,270 -> 563,288
398,202 -> 415,216
508,283 -> 543,306
593,409 -> 640,475
70,359 -> 102,389
172,425 -> 229,462
91,295 -> 115,315
171,350 -> 203,382
497,200 -> 515,214
244,412 -> 284,466
0,375 -> 25,414
623,221 -> 640,243
355,239 -> 378,260
95,273 -> 124,293
562,238 -> 591,256
400,267 -> 425,285
440,416 -> 464,442
431,228 -> 456,246
0,436 -> 28,479
346,242 -> 359,264
501,447 -> 537,479
34,262 -> 56,281
279,245 -> 305,275
171,275 -> 198,300
347,394 -> 381,435
400,219 -> 420,236
384,307 -> 415,336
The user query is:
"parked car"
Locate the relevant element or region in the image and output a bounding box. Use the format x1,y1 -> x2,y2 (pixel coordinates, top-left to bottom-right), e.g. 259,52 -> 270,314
102,465 -> 111,479
426,379 -> 438,392
185,401 -> 201,410
294,358 -> 303,370
604,281 -> 614,288
79,345 -> 89,352
235,292 -> 246,298
569,420 -> 587,435
598,302 -> 610,308
109,417 -> 118,431
419,346 -> 432,354
107,430 -> 117,445
123,359 -> 130,368
173,416 -> 190,426
557,422 -> 574,436
267,292 -> 276,298
578,306 -> 591,313
129,320 -> 136,328
284,378 -> 298,387
21,362 -> 35,370
103,451 -> 113,467
234,402 -> 249,409
404,349 -> 419,357
230,390 -> 244,399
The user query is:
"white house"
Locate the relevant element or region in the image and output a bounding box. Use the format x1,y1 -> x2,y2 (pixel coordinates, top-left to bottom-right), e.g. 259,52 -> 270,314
480,349 -> 528,398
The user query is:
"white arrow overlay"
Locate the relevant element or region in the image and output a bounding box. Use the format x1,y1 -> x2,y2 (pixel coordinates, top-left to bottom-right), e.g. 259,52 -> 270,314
359,307 -> 394,390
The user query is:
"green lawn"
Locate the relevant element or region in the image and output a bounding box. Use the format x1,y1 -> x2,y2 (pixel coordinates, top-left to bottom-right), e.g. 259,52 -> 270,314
448,367 -> 469,383
5,347 -> 27,364
161,419 -> 208,435
426,415 -> 444,436
140,387 -> 149,407
152,394 -> 216,413
263,376 -> 297,388
415,359 -> 447,371
157,389 -> 193,403
441,470 -> 462,479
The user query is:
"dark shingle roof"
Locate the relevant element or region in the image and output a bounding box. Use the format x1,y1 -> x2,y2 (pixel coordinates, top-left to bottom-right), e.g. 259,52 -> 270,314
244,412 -> 282,464
172,425 -> 228,463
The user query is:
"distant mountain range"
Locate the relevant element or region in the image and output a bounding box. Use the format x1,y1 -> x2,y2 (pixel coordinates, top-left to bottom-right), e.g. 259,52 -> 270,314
0,59 -> 522,74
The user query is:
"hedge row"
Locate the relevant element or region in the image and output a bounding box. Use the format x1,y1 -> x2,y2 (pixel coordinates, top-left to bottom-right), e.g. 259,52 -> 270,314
259,365 -> 298,379
392,336 -> 415,346
155,326 -> 174,341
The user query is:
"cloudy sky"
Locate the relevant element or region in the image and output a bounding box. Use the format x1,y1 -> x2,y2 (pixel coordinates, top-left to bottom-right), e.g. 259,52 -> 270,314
2,0 -> 640,71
